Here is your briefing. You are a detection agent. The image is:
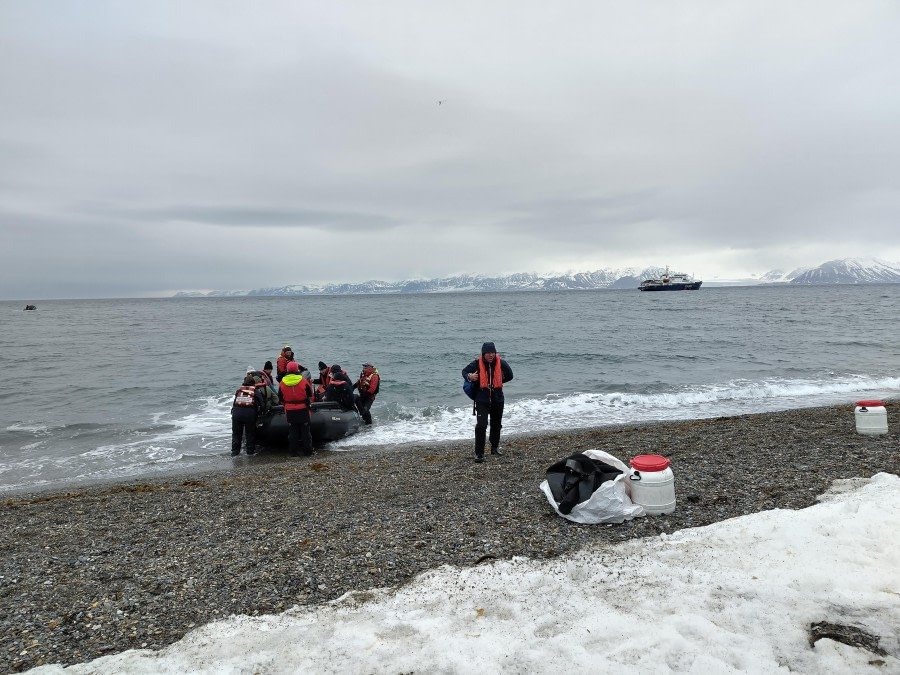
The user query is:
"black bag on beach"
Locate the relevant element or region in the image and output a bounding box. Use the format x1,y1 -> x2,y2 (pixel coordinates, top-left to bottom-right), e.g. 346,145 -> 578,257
546,453 -> 623,515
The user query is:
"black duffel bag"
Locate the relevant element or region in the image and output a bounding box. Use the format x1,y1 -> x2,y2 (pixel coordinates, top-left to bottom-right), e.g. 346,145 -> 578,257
546,452 -> 623,515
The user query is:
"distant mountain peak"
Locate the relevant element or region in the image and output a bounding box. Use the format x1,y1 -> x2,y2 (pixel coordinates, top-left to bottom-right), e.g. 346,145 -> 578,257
789,257 -> 900,285
171,257 -> 900,297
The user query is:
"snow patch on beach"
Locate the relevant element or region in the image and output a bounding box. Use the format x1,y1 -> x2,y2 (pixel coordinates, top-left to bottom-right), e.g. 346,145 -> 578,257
32,473 -> 900,674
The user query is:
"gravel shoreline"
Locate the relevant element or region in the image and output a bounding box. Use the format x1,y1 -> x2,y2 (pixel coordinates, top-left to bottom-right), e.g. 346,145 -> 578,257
2,404 -> 899,672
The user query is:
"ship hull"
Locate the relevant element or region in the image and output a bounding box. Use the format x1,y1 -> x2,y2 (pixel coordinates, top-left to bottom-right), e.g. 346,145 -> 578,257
639,281 -> 702,291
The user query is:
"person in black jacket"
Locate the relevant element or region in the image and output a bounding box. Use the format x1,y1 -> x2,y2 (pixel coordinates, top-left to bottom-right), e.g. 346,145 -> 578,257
462,341 -> 514,463
324,364 -> 355,410
231,374 -> 265,456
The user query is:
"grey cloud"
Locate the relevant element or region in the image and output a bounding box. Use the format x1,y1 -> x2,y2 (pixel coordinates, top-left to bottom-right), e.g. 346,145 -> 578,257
100,205 -> 403,231
500,192 -> 662,235
3,2 -> 900,298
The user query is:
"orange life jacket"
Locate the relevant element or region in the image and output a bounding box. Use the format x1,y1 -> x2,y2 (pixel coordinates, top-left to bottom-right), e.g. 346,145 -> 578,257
276,355 -> 294,378
280,375 -> 313,411
357,368 -> 380,396
315,368 -> 332,395
478,355 -> 503,390
233,386 -> 257,407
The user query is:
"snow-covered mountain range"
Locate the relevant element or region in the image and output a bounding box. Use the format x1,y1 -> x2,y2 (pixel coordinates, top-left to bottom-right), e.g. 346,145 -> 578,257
173,258 -> 900,297
788,258 -> 900,284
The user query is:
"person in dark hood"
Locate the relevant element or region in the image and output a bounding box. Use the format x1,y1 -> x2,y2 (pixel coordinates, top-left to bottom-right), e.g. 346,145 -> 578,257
231,374 -> 265,456
324,364 -> 355,410
262,361 -> 276,385
462,341 -> 514,463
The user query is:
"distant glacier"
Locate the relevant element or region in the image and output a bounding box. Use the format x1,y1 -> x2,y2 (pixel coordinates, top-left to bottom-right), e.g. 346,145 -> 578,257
173,257 -> 900,297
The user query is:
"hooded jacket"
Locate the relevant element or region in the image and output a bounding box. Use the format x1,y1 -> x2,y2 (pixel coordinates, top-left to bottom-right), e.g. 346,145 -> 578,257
279,363 -> 313,410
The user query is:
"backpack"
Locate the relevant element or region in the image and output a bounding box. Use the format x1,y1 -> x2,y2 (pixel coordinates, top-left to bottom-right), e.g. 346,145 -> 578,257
545,452 -> 623,515
462,378 -> 476,400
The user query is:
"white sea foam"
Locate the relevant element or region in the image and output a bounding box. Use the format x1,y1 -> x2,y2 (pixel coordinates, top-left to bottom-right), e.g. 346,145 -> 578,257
333,374 -> 900,448
76,395 -> 233,467
6,375 -> 895,494
5,422 -> 52,433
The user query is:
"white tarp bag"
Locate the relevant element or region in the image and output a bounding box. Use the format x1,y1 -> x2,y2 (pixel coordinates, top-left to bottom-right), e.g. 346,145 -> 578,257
540,449 -> 646,524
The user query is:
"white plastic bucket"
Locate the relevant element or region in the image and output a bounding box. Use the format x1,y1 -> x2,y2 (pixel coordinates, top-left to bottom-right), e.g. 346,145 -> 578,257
855,400 -> 888,435
628,454 -> 675,515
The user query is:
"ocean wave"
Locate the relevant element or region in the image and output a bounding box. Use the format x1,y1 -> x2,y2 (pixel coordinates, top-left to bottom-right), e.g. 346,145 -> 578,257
4,374 -> 897,494
332,374 -> 900,449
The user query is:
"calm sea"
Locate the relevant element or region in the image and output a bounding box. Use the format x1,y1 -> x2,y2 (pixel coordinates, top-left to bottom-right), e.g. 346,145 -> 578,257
2,285 -> 899,494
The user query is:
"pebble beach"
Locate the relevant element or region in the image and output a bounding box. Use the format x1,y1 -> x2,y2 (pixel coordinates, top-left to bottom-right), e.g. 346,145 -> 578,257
2,404 -> 899,673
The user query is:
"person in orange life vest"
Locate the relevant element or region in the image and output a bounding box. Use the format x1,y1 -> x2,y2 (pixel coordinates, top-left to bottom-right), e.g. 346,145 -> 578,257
276,345 -> 297,382
352,362 -> 380,425
278,361 -> 315,456
261,361 -> 279,397
324,364 -> 355,410
312,361 -> 332,402
262,361 -> 275,384
231,374 -> 265,456
462,341 -> 514,463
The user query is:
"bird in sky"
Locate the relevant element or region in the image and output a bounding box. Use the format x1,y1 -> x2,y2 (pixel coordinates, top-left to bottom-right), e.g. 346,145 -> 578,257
437,99 -> 446,105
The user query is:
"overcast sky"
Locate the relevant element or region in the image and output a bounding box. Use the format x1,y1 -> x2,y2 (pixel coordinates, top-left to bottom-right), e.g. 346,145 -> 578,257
2,1 -> 900,299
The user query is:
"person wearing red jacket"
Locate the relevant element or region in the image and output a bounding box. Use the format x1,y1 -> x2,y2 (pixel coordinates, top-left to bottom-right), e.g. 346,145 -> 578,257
352,363 -> 380,425
276,345 -> 297,382
278,361 -> 314,456
312,361 -> 332,402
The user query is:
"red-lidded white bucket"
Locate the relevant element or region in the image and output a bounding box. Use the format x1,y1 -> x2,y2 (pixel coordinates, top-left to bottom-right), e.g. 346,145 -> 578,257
855,400 -> 888,435
628,454 -> 676,515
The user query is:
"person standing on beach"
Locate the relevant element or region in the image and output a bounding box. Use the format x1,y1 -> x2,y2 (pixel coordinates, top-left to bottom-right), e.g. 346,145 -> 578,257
231,374 -> 265,456
279,361 -> 314,456
462,342 -> 514,463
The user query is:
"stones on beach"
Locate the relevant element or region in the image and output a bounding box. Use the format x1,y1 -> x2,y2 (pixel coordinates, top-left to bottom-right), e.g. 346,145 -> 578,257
0,405 -> 898,671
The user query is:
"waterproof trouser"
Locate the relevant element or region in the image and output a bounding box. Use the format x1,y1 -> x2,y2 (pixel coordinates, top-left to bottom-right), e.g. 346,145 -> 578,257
231,418 -> 256,454
474,399 -> 504,457
286,408 -> 312,456
355,393 -> 375,424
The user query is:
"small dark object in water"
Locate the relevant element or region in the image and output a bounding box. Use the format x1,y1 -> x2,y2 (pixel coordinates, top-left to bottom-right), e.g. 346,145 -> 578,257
808,621 -> 886,656
24,305 -> 36,310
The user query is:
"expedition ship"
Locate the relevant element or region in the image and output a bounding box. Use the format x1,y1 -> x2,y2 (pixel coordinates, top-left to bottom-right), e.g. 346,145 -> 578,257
638,269 -> 702,291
